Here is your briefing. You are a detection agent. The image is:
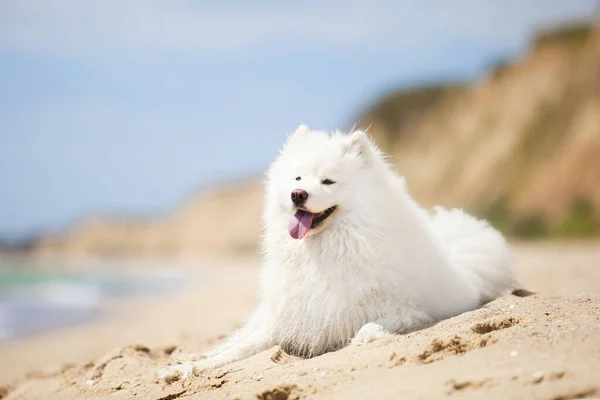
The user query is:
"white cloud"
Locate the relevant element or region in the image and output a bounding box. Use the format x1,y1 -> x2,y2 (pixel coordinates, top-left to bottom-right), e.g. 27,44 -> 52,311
0,0 -> 597,57
0,0 -> 399,55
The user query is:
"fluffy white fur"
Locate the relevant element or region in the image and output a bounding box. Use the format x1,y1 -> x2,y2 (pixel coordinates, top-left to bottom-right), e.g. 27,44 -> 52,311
158,125 -> 514,381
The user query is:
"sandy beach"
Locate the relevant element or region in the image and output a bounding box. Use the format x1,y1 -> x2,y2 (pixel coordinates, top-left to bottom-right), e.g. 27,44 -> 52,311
1,241 -> 599,400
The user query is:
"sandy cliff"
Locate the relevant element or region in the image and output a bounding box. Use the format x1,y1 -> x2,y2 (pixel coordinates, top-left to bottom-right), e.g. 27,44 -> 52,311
34,181 -> 264,260
359,23 -> 600,237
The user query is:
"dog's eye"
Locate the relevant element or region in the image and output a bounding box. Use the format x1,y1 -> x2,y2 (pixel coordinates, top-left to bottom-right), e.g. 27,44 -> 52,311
295,176 -> 301,181
321,179 -> 336,185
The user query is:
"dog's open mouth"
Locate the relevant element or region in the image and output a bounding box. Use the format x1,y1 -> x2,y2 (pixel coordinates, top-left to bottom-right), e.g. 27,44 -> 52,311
288,206 -> 337,240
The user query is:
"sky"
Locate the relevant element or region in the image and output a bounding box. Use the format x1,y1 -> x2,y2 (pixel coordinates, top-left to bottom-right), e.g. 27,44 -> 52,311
0,0 -> 598,239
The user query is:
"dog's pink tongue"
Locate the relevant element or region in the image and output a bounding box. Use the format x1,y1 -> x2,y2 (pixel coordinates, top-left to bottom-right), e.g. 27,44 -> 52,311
288,210 -> 314,240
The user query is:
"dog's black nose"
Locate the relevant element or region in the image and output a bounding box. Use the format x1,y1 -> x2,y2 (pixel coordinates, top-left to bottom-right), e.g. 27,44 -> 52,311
291,189 -> 309,205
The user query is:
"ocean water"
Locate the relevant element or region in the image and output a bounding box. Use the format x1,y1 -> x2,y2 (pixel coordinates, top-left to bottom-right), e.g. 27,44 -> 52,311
0,260 -> 188,341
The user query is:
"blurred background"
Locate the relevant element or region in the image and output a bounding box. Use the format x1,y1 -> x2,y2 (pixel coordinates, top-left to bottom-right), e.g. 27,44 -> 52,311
0,1 -> 599,347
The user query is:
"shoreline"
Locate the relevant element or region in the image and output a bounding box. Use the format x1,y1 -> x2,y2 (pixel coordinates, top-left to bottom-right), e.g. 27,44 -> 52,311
0,262 -> 192,343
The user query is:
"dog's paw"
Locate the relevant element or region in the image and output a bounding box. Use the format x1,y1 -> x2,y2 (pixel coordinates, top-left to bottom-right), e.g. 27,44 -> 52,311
157,363 -> 195,383
158,358 -> 216,383
171,352 -> 204,363
353,322 -> 389,345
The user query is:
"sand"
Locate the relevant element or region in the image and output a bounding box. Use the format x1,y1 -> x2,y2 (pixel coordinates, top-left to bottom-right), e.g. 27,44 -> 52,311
1,242 -> 599,400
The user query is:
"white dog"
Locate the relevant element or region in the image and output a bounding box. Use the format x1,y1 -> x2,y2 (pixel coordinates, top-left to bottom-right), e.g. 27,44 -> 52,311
159,125 -> 513,381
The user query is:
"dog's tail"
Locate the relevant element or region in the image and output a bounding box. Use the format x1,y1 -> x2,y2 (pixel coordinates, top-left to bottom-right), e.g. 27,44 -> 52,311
430,207 -> 515,303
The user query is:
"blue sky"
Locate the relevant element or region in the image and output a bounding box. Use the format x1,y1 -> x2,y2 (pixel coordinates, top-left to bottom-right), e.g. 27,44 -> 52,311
0,0 -> 598,238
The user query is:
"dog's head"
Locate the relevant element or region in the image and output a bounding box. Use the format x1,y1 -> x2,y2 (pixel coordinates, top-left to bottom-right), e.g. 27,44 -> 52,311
266,125 -> 384,239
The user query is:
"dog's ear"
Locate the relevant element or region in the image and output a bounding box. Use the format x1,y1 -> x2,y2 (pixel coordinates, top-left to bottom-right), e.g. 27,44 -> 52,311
283,124 -> 311,150
285,124 -> 310,145
344,130 -> 373,160
293,124 -> 311,136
